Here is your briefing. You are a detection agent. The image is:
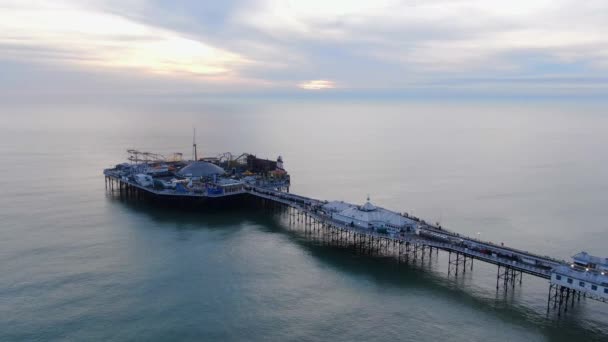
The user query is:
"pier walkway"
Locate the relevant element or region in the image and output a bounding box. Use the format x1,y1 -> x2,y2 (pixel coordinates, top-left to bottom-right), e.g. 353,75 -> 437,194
104,173 -> 608,312
248,186 -> 560,279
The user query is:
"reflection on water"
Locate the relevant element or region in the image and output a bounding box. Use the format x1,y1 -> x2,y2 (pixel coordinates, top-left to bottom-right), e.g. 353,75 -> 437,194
107,192 -> 608,342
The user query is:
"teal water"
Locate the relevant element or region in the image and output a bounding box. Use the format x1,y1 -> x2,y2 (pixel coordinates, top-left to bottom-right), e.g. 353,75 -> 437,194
1,101 -> 607,341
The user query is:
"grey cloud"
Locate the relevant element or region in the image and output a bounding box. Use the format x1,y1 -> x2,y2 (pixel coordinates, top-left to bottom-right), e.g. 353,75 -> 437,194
1,0 -> 608,101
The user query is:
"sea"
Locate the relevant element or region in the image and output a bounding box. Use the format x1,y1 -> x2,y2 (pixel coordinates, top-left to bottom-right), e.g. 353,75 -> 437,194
1,100 -> 607,341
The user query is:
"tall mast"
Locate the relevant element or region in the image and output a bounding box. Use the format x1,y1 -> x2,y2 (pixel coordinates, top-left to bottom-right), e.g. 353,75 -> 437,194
192,127 -> 198,161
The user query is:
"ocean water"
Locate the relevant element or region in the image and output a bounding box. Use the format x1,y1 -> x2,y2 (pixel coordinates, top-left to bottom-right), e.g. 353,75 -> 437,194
1,100 -> 607,341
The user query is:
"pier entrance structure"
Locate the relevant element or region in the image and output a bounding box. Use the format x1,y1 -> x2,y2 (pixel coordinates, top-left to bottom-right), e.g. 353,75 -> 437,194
104,152 -> 608,314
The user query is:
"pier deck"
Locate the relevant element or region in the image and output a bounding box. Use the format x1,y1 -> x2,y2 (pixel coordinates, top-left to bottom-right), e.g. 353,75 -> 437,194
104,166 -> 608,314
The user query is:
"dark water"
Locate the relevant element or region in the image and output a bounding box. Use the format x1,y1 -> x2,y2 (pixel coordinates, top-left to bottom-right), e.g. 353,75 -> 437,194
1,101 -> 607,341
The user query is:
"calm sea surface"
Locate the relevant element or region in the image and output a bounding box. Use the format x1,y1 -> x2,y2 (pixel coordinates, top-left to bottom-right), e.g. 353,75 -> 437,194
1,101 -> 607,341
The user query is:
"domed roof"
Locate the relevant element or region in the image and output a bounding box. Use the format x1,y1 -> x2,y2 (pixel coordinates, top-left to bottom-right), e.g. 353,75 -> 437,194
178,161 -> 225,178
360,196 -> 376,212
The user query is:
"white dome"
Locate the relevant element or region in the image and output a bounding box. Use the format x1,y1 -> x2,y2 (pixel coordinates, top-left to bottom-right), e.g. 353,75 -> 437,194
178,161 -> 225,178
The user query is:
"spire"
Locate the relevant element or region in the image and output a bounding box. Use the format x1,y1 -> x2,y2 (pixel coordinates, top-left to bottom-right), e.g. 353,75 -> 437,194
192,127 -> 198,161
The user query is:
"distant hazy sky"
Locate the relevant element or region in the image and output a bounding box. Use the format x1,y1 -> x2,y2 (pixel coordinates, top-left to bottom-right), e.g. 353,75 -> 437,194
1,0 -> 607,102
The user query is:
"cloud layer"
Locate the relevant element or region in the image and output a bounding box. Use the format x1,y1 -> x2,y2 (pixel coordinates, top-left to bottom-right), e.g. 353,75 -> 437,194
1,0 -> 607,100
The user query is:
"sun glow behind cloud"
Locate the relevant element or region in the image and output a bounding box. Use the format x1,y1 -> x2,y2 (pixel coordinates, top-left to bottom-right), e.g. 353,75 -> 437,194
0,0 -> 607,99
299,80 -> 335,90
0,3 -> 247,77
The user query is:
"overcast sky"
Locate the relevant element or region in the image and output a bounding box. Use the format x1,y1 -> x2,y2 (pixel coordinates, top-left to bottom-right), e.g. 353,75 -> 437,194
1,0 -> 607,102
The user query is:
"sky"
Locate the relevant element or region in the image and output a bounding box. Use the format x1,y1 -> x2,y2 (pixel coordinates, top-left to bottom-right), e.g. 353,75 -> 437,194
1,0 -> 607,103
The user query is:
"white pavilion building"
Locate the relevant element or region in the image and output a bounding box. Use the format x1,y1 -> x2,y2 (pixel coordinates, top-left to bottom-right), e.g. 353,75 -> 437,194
322,197 -> 417,235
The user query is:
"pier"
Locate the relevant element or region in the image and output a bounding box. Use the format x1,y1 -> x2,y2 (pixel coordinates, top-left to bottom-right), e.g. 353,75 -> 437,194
104,151 -> 608,316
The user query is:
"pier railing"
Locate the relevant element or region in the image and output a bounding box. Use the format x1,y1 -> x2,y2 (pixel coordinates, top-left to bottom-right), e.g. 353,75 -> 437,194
105,169 -> 608,309
105,174 -> 563,280
246,185 -> 561,279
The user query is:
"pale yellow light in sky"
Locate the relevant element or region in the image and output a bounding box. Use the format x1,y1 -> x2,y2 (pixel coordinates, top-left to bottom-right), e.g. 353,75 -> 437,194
0,4 -> 247,77
298,80 -> 335,90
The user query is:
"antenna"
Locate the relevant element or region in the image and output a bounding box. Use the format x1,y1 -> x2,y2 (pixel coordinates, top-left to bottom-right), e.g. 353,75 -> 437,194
192,127 -> 198,161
